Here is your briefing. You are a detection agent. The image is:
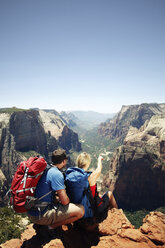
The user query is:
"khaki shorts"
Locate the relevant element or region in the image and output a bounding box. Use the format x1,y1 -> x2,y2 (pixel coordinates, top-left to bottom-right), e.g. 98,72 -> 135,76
28,203 -> 79,226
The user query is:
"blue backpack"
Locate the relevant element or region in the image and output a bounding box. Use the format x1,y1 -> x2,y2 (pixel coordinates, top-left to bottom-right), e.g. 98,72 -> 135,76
65,167 -> 95,218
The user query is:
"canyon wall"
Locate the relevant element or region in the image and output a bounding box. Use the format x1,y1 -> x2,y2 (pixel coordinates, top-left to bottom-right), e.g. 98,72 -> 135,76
103,113 -> 165,210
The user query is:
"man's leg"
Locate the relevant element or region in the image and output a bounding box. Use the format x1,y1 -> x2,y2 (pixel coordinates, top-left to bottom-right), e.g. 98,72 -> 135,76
50,203 -> 85,228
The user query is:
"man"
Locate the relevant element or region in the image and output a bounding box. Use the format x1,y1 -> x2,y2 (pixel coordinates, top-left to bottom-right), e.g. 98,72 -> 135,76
28,149 -> 84,233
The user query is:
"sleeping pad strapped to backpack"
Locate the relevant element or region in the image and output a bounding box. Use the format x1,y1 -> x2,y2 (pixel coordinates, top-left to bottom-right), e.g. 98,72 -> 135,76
65,167 -> 96,218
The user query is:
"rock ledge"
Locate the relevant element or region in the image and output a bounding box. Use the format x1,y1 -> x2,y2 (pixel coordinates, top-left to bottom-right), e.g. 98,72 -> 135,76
1,209 -> 165,248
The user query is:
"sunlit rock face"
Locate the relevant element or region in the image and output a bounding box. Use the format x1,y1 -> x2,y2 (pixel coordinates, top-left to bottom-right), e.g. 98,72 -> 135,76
98,103 -> 165,143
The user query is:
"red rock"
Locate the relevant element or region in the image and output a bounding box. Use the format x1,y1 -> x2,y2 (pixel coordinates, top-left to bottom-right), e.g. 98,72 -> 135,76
0,239 -> 22,248
1,209 -> 165,248
98,208 -> 134,235
140,211 -> 165,246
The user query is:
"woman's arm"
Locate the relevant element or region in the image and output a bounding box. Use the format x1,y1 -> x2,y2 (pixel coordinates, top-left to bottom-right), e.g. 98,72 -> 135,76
88,155 -> 103,186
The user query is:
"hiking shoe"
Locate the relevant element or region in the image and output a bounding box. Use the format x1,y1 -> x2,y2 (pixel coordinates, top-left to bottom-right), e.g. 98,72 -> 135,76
33,224 -> 63,239
33,224 -> 49,238
48,226 -> 63,238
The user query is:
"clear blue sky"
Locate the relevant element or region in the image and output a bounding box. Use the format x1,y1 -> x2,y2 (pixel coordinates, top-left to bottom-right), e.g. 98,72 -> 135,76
0,0 -> 165,113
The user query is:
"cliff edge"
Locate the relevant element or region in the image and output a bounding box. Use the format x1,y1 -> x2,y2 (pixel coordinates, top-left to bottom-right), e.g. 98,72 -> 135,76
1,209 -> 165,248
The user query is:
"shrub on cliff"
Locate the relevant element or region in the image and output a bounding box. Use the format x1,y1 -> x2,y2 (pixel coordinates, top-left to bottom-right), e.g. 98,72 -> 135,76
124,209 -> 149,228
124,207 -> 165,228
0,207 -> 23,244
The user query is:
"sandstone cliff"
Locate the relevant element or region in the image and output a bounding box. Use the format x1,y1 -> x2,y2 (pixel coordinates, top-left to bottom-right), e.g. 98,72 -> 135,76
98,103 -> 165,143
39,110 -> 81,152
103,114 -> 165,210
0,108 -> 81,206
1,209 -> 165,248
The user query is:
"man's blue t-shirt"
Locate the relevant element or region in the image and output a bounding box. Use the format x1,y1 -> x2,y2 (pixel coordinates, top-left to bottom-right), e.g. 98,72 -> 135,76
28,166 -> 65,216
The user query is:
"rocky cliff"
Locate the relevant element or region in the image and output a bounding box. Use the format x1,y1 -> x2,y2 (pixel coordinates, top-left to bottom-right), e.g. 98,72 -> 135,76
1,209 -> 165,248
0,108 -> 81,206
103,114 -> 165,210
60,111 -> 78,128
98,103 -> 165,143
39,110 -> 81,152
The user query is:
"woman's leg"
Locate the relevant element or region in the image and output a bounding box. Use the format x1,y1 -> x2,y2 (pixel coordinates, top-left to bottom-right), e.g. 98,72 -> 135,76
107,191 -> 118,209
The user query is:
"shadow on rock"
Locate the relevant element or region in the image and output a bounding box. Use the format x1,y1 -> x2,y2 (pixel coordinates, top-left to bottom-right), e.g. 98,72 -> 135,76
21,224 -> 100,248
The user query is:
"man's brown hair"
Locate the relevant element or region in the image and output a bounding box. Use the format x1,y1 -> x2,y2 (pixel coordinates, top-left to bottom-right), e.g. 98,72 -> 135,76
52,149 -> 68,165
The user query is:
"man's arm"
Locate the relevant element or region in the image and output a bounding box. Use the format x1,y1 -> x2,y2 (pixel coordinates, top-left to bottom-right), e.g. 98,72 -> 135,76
56,189 -> 70,205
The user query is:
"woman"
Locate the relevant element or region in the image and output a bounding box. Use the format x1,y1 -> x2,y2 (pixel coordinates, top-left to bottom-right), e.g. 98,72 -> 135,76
76,152 -> 118,222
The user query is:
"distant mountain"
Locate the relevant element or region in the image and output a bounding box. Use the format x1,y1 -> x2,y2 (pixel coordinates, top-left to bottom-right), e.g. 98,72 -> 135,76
61,110 -> 116,130
98,103 -> 165,143
60,111 -> 78,128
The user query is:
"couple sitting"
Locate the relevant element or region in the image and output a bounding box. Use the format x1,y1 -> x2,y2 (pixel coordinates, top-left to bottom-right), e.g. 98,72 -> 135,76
28,149 -> 118,234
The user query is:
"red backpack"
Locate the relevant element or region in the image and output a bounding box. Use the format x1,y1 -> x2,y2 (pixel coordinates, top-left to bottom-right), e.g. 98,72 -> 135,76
10,156 -> 47,213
